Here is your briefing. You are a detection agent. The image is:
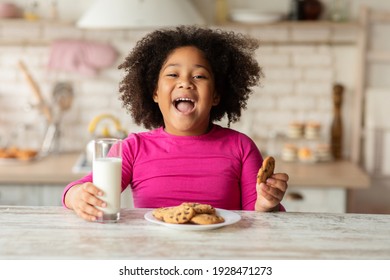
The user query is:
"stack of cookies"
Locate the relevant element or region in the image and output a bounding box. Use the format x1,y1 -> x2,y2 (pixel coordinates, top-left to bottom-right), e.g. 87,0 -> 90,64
287,122 -> 305,138
281,144 -> 298,162
152,202 -> 225,225
304,121 -> 322,139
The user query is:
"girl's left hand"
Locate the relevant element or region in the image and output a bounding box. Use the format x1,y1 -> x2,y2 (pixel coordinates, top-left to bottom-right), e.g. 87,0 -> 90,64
255,173 -> 289,212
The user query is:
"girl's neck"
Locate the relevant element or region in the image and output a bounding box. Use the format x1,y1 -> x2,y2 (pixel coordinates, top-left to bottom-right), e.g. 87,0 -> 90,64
163,123 -> 214,136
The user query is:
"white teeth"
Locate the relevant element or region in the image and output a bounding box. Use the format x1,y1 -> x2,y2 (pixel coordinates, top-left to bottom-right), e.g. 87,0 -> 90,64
174,98 -> 194,103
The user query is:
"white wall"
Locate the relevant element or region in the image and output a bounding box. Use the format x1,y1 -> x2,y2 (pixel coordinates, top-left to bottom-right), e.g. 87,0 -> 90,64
1,0 -> 390,165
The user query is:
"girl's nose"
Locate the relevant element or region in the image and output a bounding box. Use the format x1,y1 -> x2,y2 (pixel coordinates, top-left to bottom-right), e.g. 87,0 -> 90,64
177,78 -> 194,89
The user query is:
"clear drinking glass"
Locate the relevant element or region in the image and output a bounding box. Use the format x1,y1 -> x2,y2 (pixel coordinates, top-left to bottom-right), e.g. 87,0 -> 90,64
93,138 -> 122,223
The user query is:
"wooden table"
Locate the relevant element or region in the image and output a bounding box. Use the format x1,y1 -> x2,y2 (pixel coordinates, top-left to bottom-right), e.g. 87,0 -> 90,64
1,206 -> 389,260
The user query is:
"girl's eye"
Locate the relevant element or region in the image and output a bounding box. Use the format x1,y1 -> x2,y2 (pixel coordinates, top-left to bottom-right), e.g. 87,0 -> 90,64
166,73 -> 178,77
193,75 -> 206,79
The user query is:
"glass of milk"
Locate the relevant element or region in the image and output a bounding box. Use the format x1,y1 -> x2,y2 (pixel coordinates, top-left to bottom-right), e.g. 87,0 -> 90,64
93,138 -> 122,223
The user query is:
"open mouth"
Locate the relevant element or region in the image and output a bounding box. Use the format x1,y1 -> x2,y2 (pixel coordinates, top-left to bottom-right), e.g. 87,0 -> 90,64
173,97 -> 195,114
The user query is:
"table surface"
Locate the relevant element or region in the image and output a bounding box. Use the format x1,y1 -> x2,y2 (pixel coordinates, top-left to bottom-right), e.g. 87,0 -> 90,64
1,206 -> 388,260
0,152 -> 370,189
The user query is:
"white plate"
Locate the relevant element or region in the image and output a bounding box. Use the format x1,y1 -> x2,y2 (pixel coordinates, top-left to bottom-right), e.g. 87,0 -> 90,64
144,208 -> 241,231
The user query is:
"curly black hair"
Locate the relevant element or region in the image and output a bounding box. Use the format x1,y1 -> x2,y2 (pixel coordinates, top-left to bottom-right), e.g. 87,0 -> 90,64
118,25 -> 263,129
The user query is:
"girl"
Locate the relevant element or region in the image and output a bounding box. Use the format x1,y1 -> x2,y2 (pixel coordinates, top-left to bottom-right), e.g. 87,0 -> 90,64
63,25 -> 289,221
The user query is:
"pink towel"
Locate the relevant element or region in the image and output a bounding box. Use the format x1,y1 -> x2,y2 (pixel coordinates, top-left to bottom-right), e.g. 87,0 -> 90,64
48,39 -> 118,76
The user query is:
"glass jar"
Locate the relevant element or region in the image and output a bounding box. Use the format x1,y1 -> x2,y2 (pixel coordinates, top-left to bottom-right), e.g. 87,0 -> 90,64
330,0 -> 349,22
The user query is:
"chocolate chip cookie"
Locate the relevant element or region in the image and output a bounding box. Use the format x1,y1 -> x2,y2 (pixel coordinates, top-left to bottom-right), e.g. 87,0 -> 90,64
153,205 -> 196,224
190,213 -> 225,225
257,156 -> 275,184
181,202 -> 216,214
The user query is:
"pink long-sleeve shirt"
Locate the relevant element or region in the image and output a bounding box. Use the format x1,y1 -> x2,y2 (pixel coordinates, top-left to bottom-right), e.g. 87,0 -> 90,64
63,124 -> 277,211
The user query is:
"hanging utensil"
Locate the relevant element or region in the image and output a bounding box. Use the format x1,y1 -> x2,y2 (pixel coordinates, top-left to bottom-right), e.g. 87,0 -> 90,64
17,60 -> 53,123
41,82 -> 74,154
52,81 -> 74,122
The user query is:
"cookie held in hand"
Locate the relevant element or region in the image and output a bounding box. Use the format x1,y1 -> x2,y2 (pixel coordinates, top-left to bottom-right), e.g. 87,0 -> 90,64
257,156 -> 275,184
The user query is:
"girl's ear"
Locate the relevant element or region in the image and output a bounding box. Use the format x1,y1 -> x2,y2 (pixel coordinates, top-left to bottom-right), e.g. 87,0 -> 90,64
212,91 -> 220,106
153,91 -> 158,103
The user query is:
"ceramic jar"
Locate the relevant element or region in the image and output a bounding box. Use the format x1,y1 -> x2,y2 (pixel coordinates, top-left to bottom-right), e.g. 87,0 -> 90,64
302,0 -> 323,20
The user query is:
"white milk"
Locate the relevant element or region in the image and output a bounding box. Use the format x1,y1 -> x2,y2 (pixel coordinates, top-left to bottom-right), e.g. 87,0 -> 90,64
93,157 -> 122,215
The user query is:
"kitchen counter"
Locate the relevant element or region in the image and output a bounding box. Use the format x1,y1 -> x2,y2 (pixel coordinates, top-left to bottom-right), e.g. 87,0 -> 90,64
0,152 -> 370,188
0,152 -> 85,185
276,158 -> 370,189
1,206 -> 389,259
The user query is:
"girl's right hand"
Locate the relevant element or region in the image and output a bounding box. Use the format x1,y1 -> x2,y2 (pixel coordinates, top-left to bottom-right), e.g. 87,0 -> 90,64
65,183 -> 107,222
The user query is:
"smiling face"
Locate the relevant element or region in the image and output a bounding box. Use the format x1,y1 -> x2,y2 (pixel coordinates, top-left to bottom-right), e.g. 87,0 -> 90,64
153,46 -> 220,136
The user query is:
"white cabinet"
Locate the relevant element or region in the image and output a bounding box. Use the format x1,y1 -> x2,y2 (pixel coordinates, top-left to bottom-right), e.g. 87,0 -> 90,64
0,185 -> 63,206
282,187 -> 346,213
0,184 -> 134,208
40,185 -> 65,206
0,185 -> 35,205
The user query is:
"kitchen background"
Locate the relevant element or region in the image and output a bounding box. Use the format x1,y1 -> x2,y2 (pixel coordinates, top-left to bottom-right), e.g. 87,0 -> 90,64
0,0 -> 389,213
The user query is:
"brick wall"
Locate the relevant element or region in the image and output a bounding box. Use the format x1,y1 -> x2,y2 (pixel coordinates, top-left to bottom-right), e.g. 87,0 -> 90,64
0,20 -> 358,157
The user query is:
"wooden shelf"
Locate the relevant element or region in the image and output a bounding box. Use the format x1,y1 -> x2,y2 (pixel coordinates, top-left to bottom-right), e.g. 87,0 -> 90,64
0,18 -> 73,26
0,18 -> 361,45
213,20 -> 361,44
217,20 -> 360,29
